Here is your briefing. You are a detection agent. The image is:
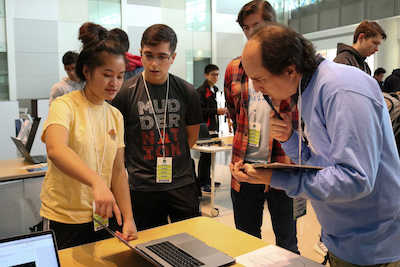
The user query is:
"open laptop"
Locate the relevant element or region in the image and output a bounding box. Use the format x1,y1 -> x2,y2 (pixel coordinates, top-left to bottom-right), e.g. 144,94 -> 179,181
94,217 -> 235,267
25,117 -> 41,153
11,136 -> 47,164
0,230 -> 60,267
196,123 -> 221,145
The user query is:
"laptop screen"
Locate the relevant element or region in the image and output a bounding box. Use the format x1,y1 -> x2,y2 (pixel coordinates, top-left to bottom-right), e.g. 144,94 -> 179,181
11,137 -> 31,159
25,117 -> 41,153
198,123 -> 211,140
0,232 -> 59,267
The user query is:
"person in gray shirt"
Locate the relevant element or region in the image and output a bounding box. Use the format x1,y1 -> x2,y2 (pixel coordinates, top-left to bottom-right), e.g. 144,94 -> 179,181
49,51 -> 85,104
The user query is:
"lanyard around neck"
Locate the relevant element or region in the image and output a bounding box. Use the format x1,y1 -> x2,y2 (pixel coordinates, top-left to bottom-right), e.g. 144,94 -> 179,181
297,76 -> 302,166
142,72 -> 170,158
82,89 -> 107,175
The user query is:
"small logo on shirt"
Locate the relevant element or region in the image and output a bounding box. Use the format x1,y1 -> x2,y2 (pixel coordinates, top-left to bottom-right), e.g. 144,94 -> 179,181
109,129 -> 116,140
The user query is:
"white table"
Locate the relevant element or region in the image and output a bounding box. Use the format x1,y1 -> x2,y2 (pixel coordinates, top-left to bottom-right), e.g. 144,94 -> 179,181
0,158 -> 46,238
192,136 -> 233,217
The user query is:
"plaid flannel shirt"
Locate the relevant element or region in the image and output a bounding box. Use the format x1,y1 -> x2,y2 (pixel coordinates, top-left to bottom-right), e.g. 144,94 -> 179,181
224,57 -> 298,192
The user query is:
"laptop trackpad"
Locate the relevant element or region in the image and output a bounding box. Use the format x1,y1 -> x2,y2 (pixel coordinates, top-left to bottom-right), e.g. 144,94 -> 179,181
178,240 -> 217,258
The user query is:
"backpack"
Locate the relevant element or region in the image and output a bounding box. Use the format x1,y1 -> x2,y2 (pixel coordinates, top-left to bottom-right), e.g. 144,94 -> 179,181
383,92 -> 400,156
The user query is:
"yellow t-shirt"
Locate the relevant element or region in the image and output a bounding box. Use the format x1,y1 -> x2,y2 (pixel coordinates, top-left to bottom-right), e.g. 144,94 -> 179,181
40,90 -> 125,224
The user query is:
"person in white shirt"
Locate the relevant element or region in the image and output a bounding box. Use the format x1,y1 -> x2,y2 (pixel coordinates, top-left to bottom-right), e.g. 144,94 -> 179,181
49,51 -> 85,104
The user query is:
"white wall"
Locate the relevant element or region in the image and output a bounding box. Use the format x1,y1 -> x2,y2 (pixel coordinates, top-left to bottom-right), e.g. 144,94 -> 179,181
5,0 -> 87,100
0,101 -> 18,160
374,17 -> 400,78
5,0 -> 126,100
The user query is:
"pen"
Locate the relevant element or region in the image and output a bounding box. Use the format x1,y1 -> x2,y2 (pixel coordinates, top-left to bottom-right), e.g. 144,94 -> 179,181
263,95 -> 283,120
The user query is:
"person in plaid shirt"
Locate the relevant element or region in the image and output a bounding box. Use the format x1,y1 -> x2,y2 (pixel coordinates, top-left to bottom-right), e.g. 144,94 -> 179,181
224,0 -> 299,254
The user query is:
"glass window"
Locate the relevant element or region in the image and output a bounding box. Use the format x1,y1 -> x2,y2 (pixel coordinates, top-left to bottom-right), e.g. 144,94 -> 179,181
212,0 -> 246,136
0,0 -> 8,100
185,0 -> 212,86
186,0 -> 211,32
0,0 -> 3,18
0,0 -> 5,51
88,0 -> 121,29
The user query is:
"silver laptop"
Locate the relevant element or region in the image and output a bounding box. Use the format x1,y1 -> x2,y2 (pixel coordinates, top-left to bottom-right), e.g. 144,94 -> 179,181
135,233 -> 235,267
11,137 -> 47,164
94,218 -> 235,267
0,230 -> 60,267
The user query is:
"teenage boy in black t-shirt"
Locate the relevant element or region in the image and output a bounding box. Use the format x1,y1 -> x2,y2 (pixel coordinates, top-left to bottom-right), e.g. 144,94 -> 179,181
112,24 -> 202,231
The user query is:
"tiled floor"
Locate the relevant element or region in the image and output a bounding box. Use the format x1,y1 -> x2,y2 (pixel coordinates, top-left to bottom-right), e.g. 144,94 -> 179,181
193,150 -> 326,264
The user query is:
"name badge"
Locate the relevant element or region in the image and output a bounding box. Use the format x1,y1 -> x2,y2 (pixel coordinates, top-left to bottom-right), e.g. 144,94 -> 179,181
248,122 -> 261,147
293,198 -> 307,220
156,157 -> 172,183
93,202 -> 109,231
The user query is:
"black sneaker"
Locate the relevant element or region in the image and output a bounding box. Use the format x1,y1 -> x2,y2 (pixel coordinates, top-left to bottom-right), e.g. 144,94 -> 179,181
215,182 -> 221,187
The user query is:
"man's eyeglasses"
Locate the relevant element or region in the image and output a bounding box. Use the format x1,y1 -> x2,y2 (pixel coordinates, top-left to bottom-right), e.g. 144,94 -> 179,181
142,53 -> 171,63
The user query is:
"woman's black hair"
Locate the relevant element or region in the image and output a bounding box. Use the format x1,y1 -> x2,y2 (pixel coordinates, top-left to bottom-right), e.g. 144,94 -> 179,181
75,22 -> 125,81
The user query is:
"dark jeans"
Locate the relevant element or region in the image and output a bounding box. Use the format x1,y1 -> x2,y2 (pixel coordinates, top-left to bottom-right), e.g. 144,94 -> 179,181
329,252 -> 400,267
197,133 -> 218,186
198,152 -> 211,186
131,183 -> 200,231
231,183 -> 299,254
46,217 -> 121,250
192,158 -> 202,197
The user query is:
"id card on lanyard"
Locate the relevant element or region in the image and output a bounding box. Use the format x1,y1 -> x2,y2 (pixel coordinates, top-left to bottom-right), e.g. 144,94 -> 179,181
156,157 -> 172,183
93,202 -> 109,231
248,85 -> 261,147
82,90 -> 110,231
248,107 -> 261,147
142,73 -> 173,183
248,122 -> 261,147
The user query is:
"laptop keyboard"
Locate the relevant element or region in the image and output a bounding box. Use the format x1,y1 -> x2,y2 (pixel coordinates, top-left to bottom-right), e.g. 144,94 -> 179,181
146,241 -> 204,266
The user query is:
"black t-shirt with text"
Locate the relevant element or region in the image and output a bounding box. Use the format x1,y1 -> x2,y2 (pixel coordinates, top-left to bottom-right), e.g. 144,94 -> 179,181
112,74 -> 202,191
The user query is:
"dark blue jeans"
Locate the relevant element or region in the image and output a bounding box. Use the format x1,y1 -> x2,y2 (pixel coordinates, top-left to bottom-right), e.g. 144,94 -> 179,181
231,183 -> 299,254
197,133 -> 218,186
198,152 -> 211,186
